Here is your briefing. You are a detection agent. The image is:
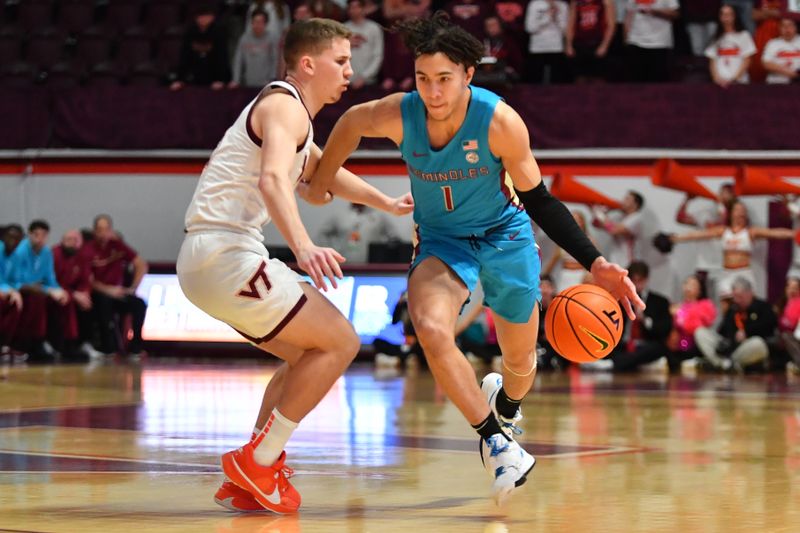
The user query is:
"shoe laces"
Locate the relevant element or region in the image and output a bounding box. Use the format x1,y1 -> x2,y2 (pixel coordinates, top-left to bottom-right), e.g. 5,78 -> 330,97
500,418 -> 523,436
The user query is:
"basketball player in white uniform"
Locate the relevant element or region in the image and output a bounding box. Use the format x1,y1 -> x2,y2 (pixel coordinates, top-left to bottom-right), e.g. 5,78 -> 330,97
177,19 -> 413,514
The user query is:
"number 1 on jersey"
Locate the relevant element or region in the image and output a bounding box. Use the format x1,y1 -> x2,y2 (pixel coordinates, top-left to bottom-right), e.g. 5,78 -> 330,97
441,186 -> 455,212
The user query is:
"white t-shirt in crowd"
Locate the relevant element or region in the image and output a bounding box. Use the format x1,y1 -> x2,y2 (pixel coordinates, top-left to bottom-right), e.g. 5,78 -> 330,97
762,36 -> 800,84
625,0 -> 680,49
525,0 -> 569,53
705,31 -> 756,83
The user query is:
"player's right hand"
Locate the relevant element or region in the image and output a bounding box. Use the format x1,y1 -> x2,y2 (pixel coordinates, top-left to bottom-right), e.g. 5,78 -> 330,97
295,244 -> 345,292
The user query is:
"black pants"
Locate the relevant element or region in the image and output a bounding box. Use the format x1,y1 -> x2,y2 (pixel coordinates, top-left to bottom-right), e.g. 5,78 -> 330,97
625,45 -> 671,82
525,52 -> 571,84
611,340 -> 668,372
93,291 -> 146,353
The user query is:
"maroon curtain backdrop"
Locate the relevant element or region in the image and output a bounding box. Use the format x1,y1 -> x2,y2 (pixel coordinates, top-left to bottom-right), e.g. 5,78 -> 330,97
2,84 -> 800,150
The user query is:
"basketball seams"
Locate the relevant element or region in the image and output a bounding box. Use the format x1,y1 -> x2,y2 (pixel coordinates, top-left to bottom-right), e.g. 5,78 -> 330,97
562,291 -> 621,344
563,297 -> 602,360
546,292 -> 569,357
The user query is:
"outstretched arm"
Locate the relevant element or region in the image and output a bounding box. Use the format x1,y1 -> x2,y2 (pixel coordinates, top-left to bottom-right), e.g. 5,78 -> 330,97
300,144 -> 413,216
306,93 -> 405,204
671,226 -> 725,243
490,102 -> 644,319
750,227 -> 796,240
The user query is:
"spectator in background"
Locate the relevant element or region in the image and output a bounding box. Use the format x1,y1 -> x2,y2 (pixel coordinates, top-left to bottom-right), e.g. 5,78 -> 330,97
446,0 -> 491,38
683,0 -> 721,56
171,5 -> 231,91
667,274 -> 717,372
373,291 -> 424,368
566,0 -> 616,83
247,0 -> 291,42
474,16 -> 524,87
669,201 -> 795,304
293,3 -> 313,20
52,229 -> 100,359
525,0 -> 570,83
762,16 -> 800,83
0,225 -> 24,361
607,261 -> 672,372
694,276 -> 776,372
319,203 -> 398,264
230,10 -> 280,88
492,0 -> 530,50
705,4 -> 757,87
724,0 -> 756,34
84,215 -> 148,356
750,0 -> 786,81
624,0 -> 680,82
382,0 -> 432,21
381,15 -> 415,92
592,191 -> 645,269
777,276 -> 800,373
308,0 -> 345,20
536,275 -> 567,371
8,220 -> 68,360
344,0 -> 384,89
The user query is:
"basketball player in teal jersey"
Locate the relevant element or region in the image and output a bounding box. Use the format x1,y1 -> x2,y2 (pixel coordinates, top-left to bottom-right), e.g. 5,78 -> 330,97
308,13 -> 645,504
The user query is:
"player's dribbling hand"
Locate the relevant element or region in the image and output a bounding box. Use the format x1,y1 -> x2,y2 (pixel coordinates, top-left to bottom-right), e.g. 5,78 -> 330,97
590,257 -> 646,320
295,244 -> 345,291
389,192 -> 414,216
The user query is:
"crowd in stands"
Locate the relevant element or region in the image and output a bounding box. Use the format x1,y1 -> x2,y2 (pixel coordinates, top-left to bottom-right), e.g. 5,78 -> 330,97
1,0 -> 798,89
0,215 -> 149,363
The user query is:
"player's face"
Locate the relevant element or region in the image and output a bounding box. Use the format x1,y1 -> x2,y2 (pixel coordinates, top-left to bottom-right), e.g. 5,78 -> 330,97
414,53 -> 474,122
313,37 -> 353,103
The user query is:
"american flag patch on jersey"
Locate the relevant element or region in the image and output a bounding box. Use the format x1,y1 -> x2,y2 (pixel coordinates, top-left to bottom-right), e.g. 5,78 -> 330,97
462,139 -> 478,151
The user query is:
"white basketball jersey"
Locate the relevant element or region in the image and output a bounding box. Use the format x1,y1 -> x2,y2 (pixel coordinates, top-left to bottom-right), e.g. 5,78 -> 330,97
184,81 -> 314,242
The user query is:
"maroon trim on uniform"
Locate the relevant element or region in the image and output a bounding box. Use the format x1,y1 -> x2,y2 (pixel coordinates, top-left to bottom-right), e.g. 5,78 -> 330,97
234,294 -> 308,345
245,102 -> 263,147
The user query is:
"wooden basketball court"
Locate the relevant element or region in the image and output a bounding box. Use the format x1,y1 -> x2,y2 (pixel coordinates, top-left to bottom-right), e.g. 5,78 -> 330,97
0,358 -> 798,532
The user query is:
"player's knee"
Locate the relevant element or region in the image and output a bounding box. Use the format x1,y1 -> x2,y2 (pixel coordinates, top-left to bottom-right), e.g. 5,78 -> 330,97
414,318 -> 454,353
336,325 -> 360,362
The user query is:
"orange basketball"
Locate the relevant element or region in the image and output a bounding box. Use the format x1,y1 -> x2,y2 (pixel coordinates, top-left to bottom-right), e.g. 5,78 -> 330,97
544,284 -> 623,363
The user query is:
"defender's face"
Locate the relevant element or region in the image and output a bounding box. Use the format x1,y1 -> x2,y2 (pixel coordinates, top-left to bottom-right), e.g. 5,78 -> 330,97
314,37 -> 353,103
414,53 -> 473,122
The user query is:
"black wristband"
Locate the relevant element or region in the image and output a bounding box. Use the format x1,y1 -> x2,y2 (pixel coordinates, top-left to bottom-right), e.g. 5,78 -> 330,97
515,182 -> 602,271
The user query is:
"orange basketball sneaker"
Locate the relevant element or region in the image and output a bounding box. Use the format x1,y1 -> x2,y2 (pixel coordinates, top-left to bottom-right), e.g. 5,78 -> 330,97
221,444 -> 301,514
214,465 -> 295,512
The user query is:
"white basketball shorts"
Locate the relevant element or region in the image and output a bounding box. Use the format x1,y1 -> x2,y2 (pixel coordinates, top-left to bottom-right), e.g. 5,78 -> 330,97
177,231 -> 306,344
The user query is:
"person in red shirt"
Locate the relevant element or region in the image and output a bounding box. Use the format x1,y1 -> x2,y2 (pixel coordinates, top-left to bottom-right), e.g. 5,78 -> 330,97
53,229 -> 99,359
83,215 -> 149,355
565,0 -> 616,82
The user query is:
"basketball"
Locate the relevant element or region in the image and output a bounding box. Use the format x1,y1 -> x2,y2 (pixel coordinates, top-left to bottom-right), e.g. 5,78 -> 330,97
544,284 -> 623,363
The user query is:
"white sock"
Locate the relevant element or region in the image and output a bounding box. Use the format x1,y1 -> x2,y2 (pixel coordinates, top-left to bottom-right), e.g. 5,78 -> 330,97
252,409 -> 298,466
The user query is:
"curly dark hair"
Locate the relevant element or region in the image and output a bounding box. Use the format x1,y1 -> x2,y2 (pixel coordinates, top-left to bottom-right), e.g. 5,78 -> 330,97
392,11 -> 484,70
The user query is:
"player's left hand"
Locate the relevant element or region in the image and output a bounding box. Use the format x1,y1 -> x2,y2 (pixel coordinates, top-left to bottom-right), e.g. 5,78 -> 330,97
590,257 -> 645,320
389,192 -> 414,216
297,180 -> 333,205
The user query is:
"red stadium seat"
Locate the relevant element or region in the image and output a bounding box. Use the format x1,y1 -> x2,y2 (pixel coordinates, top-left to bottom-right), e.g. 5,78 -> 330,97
56,0 -> 96,35
25,28 -> 66,70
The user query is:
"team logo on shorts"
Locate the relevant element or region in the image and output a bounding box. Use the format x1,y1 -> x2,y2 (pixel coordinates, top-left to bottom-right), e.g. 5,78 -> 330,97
465,151 -> 479,164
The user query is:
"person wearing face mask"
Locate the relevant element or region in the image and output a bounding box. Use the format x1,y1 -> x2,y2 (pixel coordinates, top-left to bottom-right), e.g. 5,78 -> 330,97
52,229 -> 101,360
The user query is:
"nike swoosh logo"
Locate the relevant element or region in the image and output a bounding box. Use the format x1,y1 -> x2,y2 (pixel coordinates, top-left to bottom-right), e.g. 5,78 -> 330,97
579,326 -> 609,352
412,151 -> 428,157
264,476 -> 282,505
508,230 -> 521,240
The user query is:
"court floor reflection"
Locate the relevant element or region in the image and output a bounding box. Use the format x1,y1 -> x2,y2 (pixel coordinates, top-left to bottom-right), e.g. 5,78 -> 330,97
0,359 -> 797,532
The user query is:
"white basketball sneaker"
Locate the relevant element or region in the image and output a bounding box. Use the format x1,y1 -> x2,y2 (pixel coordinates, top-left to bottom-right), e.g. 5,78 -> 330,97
480,434 -> 536,506
480,372 -> 523,439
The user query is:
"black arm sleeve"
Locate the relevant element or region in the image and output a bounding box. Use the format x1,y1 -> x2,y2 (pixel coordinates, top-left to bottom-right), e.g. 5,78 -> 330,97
515,182 -> 602,271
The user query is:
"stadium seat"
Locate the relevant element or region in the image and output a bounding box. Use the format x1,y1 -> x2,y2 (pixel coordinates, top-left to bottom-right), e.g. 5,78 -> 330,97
44,60 -> 82,88
17,0 -> 54,32
103,0 -> 142,33
0,26 -> 23,65
25,27 -> 66,70
0,61 -> 37,88
56,0 -> 96,35
142,0 -> 184,37
74,26 -> 112,68
116,27 -> 152,68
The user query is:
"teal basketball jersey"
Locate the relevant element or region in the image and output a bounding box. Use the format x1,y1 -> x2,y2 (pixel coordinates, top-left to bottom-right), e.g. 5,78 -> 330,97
399,86 -> 524,238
